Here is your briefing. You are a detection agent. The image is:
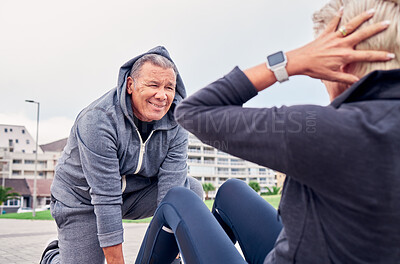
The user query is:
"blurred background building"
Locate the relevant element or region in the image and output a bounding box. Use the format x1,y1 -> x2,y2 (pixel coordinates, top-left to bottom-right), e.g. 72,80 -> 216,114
0,124 -> 285,212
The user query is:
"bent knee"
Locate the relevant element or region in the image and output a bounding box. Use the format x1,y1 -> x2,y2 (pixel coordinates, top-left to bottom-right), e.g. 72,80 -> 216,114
164,186 -> 197,202
221,178 -> 245,190
217,179 -> 247,197
186,176 -> 204,200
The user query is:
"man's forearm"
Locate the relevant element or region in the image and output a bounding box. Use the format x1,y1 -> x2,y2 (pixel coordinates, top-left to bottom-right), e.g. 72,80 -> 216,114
103,243 -> 125,264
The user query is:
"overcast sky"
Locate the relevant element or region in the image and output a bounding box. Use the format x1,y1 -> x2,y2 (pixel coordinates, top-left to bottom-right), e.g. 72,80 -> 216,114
0,0 -> 330,144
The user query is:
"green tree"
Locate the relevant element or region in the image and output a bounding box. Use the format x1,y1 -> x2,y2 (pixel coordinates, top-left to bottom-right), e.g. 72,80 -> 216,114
0,186 -> 20,215
248,181 -> 260,193
264,186 -> 282,196
202,183 -> 215,200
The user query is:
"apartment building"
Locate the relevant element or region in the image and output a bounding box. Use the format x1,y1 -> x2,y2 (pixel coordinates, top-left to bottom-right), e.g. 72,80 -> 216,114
0,124 -> 63,180
0,125 -> 64,212
187,134 -> 283,197
0,124 -> 39,154
0,124 -> 284,205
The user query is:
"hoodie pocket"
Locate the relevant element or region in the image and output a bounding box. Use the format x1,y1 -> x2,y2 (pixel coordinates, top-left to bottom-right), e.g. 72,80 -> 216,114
50,200 -> 65,229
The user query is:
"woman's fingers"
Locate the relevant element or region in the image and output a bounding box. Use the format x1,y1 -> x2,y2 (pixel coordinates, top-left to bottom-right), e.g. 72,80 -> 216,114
345,20 -> 391,45
330,71 -> 360,84
293,6 -> 395,84
336,8 -> 375,37
349,50 -> 395,62
320,7 -> 344,36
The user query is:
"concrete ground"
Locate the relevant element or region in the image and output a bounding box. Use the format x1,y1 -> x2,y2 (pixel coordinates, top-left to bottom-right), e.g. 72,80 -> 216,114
0,219 -> 148,264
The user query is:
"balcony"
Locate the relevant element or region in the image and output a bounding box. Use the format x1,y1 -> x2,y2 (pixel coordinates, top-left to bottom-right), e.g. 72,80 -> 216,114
230,161 -> 245,166
188,148 -> 201,153
188,159 -> 202,164
230,171 -> 247,175
203,150 -> 215,155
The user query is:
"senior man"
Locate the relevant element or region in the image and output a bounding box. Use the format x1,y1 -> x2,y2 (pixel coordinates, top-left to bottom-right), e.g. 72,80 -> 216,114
40,46 -> 203,264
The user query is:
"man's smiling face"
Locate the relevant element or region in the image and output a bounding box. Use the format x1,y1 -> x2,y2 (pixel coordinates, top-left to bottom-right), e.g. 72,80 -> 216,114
127,61 -> 176,122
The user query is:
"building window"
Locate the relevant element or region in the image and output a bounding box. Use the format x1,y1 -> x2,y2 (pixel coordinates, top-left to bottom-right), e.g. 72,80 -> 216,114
217,167 -> 229,175
188,166 -> 214,175
231,159 -> 244,165
25,160 -> 35,164
8,139 -> 13,146
217,158 -> 229,165
10,128 -> 13,132
203,147 -> 215,154
4,128 -> 8,132
15,139 -> 19,143
248,168 -> 258,175
203,158 -> 215,164
219,177 -> 228,184
45,197 -> 52,205
26,139 -> 30,144
12,170 -> 21,175
5,198 -> 20,207
204,177 -> 215,182
22,129 -> 25,134
188,157 -> 201,163
22,149 -> 25,153
12,159 -> 22,164
231,168 -> 246,175
188,146 -> 201,153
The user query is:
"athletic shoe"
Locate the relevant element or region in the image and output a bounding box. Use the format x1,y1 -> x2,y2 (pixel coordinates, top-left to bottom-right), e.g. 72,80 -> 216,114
39,239 -> 59,264
171,256 -> 182,264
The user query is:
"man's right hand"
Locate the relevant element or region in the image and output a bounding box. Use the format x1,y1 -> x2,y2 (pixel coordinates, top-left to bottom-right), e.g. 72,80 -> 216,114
103,243 -> 125,264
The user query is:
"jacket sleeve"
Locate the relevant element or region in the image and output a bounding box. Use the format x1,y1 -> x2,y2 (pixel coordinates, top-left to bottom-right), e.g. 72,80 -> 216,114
75,108 -> 124,248
156,126 -> 188,204
175,67 -> 366,193
175,66 -> 292,172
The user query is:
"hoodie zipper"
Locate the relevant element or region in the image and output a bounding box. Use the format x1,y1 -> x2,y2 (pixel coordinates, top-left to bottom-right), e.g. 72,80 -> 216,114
134,129 -> 155,174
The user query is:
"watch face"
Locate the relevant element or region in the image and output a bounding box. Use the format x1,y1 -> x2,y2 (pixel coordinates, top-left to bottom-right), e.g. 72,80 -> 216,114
267,51 -> 286,66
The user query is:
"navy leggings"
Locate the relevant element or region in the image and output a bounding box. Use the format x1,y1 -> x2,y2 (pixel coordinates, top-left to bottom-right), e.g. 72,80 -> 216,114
135,179 -> 283,264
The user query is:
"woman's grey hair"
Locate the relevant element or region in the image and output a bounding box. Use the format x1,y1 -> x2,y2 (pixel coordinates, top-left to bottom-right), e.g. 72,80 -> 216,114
129,54 -> 178,79
313,0 -> 400,78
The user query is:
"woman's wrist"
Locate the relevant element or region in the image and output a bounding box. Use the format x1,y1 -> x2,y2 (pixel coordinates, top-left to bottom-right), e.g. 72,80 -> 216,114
286,48 -> 309,77
243,63 -> 277,92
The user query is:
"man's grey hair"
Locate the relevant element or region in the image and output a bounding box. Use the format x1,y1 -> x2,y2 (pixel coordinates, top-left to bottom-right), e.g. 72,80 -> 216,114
129,54 -> 178,79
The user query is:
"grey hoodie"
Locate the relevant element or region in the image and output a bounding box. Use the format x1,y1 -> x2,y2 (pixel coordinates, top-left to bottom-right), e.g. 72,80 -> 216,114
51,46 -> 189,247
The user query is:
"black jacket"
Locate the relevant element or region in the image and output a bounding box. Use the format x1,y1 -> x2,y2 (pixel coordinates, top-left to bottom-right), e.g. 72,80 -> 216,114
175,67 -> 400,263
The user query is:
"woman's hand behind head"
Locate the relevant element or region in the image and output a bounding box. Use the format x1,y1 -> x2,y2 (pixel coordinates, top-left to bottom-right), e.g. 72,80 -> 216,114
313,0 -> 400,80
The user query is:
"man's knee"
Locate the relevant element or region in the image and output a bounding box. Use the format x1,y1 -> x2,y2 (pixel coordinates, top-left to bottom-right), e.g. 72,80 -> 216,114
186,176 -> 204,200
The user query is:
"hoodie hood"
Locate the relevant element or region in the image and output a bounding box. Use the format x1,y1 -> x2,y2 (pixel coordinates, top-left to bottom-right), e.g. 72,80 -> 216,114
117,46 -> 186,129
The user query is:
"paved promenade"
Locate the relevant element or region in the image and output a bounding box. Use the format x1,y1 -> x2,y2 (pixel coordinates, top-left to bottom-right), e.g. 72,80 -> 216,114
0,219 -> 148,264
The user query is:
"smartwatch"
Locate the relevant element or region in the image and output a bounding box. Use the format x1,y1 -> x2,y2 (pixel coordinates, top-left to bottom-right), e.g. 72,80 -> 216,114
266,51 -> 289,83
